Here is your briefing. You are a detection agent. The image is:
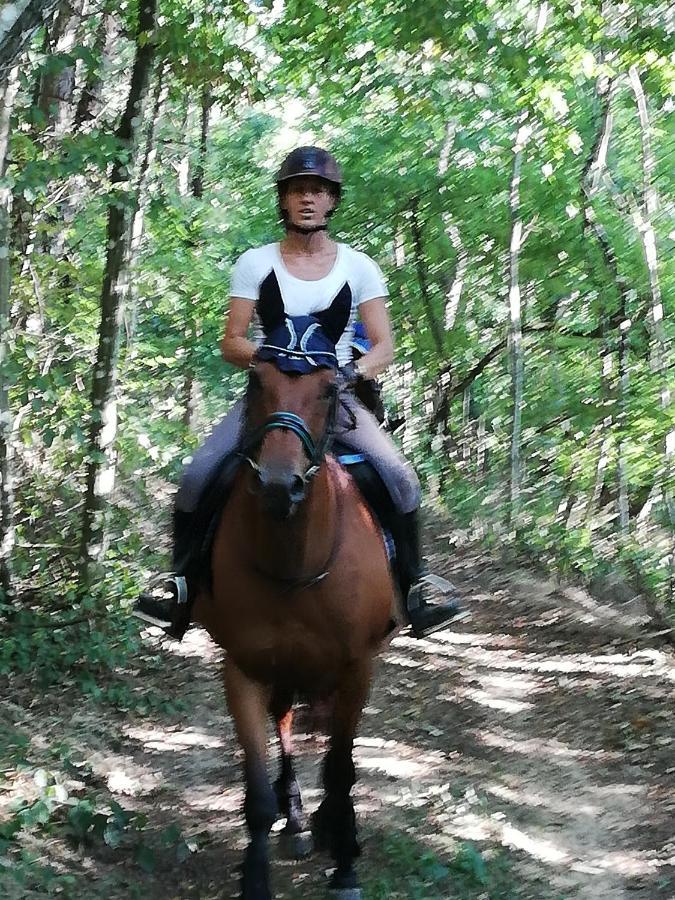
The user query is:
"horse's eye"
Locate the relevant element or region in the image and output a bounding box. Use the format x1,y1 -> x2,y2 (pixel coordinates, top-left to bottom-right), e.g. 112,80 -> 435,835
322,384 -> 337,401
248,370 -> 262,391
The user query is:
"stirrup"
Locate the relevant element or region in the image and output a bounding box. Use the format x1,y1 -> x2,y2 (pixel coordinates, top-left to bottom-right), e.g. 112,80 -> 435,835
419,572 -> 459,594
405,574 -> 470,638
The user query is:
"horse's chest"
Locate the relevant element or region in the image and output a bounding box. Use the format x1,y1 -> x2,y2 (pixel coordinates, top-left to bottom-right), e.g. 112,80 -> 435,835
230,628 -> 346,694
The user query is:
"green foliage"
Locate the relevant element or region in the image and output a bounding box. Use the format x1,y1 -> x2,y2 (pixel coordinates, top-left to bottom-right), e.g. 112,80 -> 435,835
0,578 -> 185,716
1,0 -> 672,682
0,764 -> 197,895
363,830 -> 514,899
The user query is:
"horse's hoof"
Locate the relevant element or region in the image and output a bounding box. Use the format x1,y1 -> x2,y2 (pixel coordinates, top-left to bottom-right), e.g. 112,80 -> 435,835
241,870 -> 272,900
329,868 -> 360,900
278,829 -> 313,859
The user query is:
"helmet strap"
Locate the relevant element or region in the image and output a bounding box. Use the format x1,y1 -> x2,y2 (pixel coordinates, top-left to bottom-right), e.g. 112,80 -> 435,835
286,222 -> 329,235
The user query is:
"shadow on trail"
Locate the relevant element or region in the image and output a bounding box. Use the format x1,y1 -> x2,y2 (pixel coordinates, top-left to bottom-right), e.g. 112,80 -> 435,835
2,534 -> 673,899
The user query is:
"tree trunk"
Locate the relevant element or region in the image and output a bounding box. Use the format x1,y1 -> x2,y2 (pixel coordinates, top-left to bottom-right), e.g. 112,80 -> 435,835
461,385 -> 473,468
125,64 -> 167,345
557,450 -> 582,529
409,197 -> 445,361
477,412 -> 487,478
78,0 -> 156,586
507,120 -> 530,522
180,87 -> 212,430
581,73 -> 632,535
587,428 -> 612,521
74,12 -> 117,129
37,0 -> 84,135
628,65 -> 674,591
191,86 -> 211,200
0,68 -> 20,601
617,316 -> 630,533
442,215 -> 468,331
0,1 -> 62,77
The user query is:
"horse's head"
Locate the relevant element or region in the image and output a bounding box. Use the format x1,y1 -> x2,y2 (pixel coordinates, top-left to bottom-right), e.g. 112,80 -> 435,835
243,362 -> 338,519
241,272 -> 352,521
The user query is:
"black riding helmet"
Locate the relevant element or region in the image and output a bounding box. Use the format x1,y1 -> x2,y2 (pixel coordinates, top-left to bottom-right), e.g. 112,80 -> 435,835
276,146 -> 342,234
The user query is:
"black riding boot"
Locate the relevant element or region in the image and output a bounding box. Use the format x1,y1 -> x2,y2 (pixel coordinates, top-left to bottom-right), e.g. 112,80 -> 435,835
395,510 -> 465,638
133,508 -> 198,640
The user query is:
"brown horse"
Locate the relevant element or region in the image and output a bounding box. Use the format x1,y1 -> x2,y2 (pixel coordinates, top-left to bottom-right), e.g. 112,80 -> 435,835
194,356 -> 395,900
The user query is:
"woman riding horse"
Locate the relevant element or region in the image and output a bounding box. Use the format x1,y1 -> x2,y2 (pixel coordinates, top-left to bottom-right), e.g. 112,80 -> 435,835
205,301 -> 398,899
135,145 -> 463,639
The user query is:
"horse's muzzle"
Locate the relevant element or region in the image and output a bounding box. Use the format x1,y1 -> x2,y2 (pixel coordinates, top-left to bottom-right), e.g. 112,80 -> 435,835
254,466 -> 306,520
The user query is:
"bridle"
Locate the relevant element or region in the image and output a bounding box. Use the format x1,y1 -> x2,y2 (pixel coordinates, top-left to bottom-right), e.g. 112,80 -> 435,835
239,376 -> 339,487
238,372 -> 343,591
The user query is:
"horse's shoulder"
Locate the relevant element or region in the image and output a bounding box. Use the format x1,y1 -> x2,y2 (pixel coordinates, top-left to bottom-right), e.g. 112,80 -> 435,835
325,456 -> 374,523
326,455 -> 353,492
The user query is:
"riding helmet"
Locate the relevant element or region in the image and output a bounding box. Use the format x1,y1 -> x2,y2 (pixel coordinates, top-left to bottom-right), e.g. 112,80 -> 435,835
276,147 -> 342,233
276,146 -> 342,190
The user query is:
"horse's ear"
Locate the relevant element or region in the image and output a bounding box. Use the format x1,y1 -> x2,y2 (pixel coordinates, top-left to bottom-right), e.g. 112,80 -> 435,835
315,283 -> 352,343
257,271 -> 286,335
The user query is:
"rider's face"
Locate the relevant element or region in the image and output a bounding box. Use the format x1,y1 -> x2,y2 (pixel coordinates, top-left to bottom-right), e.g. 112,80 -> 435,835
281,176 -> 336,229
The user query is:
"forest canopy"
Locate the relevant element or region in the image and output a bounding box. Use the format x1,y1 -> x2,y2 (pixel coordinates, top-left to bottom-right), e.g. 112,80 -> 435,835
0,0 -> 673,632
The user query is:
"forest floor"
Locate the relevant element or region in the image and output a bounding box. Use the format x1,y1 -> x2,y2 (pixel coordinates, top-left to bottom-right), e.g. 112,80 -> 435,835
2,513 -> 674,899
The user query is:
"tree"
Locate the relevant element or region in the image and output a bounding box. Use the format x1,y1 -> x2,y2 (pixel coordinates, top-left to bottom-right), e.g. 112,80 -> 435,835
0,67 -> 19,600
78,0 -> 157,586
0,1 -> 61,76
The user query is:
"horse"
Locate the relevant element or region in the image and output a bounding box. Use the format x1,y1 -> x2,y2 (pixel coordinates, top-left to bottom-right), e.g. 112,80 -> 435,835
193,290 -> 396,900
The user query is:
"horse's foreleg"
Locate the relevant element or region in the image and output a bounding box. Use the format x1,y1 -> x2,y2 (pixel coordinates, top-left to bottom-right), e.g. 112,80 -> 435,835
313,659 -> 372,899
269,694 -> 311,859
224,659 -> 276,900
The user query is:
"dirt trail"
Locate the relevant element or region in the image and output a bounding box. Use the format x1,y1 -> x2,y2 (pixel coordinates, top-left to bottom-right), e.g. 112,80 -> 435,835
3,526 -> 674,899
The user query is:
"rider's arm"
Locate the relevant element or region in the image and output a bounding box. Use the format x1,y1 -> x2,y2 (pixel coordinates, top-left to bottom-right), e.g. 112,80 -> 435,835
355,297 -> 394,380
220,298 -> 257,369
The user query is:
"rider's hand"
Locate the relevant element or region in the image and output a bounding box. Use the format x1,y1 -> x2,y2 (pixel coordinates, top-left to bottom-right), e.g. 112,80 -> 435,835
339,361 -> 364,387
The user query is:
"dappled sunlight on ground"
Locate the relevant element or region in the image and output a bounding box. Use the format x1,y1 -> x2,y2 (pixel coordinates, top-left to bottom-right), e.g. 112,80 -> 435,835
125,724 -> 226,752
485,779 -> 602,816
474,728 -> 622,762
355,741 -> 446,780
182,784 -> 244,813
397,631 -> 673,679
3,539 -> 673,898
451,686 -> 536,714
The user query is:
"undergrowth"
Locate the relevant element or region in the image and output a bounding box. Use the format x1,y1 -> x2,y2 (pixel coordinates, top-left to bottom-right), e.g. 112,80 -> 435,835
0,765 -> 201,898
362,829 -> 517,899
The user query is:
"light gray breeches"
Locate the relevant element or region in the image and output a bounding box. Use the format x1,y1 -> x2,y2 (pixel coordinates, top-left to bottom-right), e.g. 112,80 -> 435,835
175,390 -> 421,516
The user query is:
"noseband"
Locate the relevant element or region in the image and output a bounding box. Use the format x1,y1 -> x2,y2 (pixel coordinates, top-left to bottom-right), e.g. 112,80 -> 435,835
240,382 -> 339,485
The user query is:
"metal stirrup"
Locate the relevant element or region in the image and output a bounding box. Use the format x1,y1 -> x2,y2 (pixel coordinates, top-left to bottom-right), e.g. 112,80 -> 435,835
173,575 -> 188,607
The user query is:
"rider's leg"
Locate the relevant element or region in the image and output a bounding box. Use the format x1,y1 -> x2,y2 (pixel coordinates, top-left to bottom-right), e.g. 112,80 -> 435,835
174,397 -> 247,515
134,399 -> 245,638
336,390 -> 464,638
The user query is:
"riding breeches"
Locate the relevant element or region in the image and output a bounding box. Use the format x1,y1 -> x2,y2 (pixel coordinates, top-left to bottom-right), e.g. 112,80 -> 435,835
174,389 -> 421,516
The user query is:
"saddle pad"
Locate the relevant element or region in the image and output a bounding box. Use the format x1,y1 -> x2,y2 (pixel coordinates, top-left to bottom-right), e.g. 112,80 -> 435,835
336,452 -> 395,562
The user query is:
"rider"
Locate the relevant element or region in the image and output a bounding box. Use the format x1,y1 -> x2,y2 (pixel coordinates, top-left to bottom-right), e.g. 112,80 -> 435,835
135,146 -> 463,639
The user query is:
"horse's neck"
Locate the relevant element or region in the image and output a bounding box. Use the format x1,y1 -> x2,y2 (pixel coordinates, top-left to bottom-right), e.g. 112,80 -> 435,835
249,467 -> 336,581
